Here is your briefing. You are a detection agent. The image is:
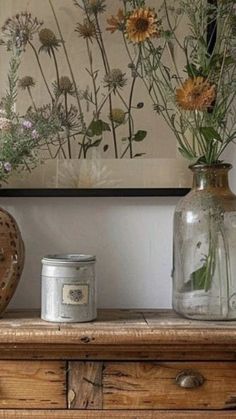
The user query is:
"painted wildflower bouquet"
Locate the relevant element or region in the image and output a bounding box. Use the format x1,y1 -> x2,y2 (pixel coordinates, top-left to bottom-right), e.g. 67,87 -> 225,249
0,0 -> 235,184
110,0 -> 236,165
0,13 -> 61,183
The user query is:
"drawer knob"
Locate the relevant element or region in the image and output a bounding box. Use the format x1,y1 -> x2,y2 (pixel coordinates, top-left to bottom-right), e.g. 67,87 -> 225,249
176,370 -> 205,389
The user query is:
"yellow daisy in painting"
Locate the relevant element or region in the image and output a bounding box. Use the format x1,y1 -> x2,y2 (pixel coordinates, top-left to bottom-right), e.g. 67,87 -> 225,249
126,8 -> 159,43
176,77 -> 216,111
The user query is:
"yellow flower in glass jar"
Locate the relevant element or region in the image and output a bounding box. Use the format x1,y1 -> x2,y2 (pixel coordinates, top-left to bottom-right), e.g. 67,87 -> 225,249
176,77 -> 216,111
126,8 -> 159,43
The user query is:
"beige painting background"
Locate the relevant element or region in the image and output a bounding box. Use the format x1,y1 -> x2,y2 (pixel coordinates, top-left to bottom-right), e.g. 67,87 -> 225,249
0,0 -> 190,188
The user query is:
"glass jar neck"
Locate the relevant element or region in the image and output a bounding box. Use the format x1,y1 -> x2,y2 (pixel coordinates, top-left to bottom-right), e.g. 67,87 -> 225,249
190,164 -> 232,192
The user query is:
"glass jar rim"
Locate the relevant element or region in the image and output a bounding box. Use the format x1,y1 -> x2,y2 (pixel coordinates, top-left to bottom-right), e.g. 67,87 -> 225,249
189,163 -> 232,172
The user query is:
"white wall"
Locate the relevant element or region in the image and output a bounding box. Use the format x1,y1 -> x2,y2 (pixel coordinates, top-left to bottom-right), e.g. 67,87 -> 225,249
1,149 -> 235,310
1,196 -> 178,310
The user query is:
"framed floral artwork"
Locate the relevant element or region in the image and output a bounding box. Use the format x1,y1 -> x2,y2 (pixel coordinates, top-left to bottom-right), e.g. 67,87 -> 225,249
0,0 -> 216,196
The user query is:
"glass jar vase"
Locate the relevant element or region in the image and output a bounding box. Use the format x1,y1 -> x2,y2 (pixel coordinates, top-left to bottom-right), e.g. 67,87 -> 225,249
172,163 -> 236,320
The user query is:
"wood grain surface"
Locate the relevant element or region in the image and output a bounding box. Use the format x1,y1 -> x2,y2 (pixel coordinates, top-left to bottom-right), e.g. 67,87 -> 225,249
0,343 -> 235,361
103,361 -> 236,410
68,361 -> 236,410
0,361 -> 66,408
68,361 -> 103,409
0,309 -> 236,360
0,411 -> 235,418
0,310 -> 235,416
1,309 -> 236,347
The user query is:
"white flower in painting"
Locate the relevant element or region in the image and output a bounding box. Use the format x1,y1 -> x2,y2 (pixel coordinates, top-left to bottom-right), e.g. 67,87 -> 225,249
22,120 -> 33,130
0,109 -> 6,117
56,159 -> 116,188
3,162 -> 12,172
32,129 -> 39,140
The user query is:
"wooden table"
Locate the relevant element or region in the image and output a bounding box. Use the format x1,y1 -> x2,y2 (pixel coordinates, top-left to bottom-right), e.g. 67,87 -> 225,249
0,309 -> 236,418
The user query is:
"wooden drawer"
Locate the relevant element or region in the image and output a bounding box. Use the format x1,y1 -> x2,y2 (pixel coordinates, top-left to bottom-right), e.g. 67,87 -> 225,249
68,361 -> 236,410
0,361 -> 66,409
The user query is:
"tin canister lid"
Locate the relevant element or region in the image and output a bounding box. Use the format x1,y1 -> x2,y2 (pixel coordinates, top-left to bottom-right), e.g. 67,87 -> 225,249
42,254 -> 96,266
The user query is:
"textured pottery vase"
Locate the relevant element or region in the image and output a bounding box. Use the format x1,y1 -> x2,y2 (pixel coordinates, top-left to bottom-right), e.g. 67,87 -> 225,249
0,207 -> 24,316
172,163 -> 236,320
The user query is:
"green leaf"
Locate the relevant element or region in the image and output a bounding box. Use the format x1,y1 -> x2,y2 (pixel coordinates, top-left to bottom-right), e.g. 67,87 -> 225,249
183,264 -> 207,292
85,138 -> 102,152
87,120 -> 111,137
178,147 -> 197,161
133,130 -> 147,142
224,56 -> 236,67
134,153 -> 146,157
209,54 -> 235,70
200,127 -> 222,143
91,138 -> 102,147
103,144 -> 109,152
199,35 -> 207,48
185,62 -> 201,78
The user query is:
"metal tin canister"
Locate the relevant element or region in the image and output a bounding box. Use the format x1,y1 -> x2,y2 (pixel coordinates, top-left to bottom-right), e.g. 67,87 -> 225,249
41,254 -> 97,323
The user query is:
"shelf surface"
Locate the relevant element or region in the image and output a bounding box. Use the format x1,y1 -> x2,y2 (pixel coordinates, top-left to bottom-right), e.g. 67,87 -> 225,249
0,309 -> 236,346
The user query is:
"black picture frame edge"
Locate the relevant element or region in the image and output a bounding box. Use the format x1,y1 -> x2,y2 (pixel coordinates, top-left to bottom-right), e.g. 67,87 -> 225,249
0,188 -> 190,198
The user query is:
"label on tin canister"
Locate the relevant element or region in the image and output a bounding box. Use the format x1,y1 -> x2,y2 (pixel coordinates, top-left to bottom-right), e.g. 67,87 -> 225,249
62,284 -> 89,305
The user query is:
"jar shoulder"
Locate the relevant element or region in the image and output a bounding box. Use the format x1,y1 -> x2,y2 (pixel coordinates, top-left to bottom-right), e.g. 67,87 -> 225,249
175,189 -> 236,214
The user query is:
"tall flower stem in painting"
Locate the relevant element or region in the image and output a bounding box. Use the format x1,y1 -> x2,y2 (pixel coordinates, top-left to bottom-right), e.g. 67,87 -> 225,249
125,50 -> 141,158
119,36 -> 140,159
54,137 -> 67,159
163,0 -> 184,52
85,38 -> 99,118
64,91 -> 72,159
94,15 -> 109,72
108,98 -> 118,158
122,33 -> 135,65
51,48 -> 60,88
77,87 -> 114,159
26,86 -> 37,111
127,76 -> 136,158
117,77 -> 136,159
28,40 -> 54,102
48,0 -> 86,134
81,0 -> 119,158
94,14 -> 119,158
